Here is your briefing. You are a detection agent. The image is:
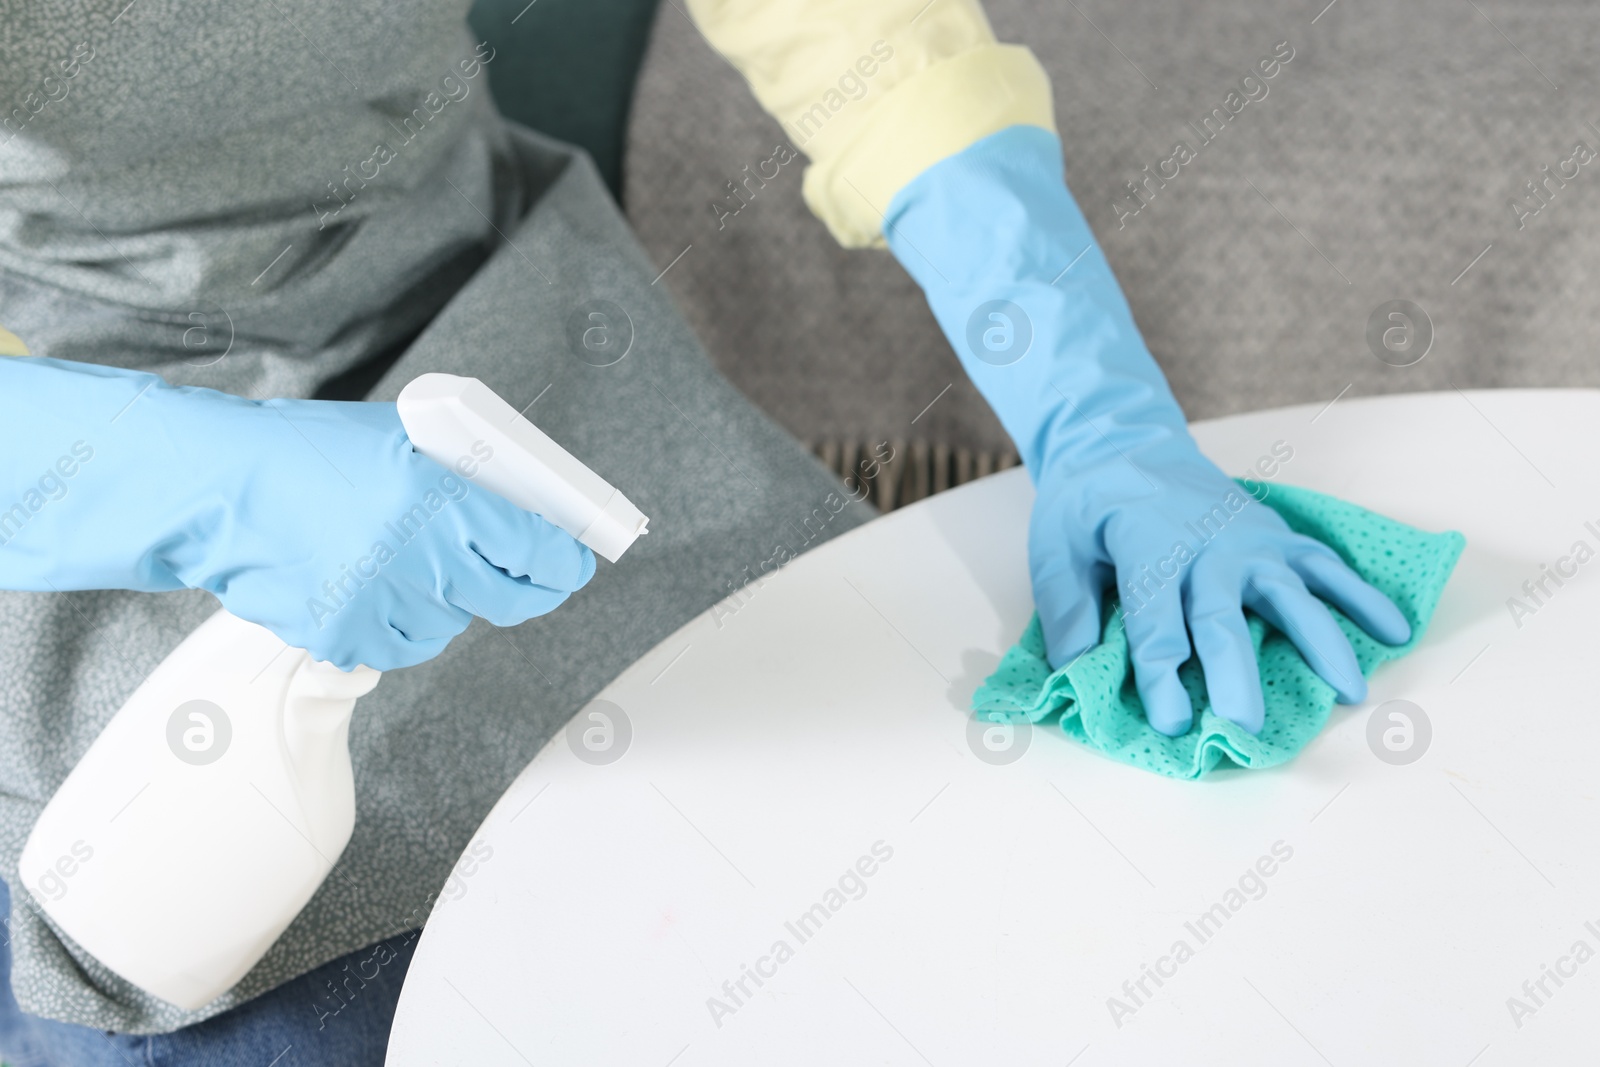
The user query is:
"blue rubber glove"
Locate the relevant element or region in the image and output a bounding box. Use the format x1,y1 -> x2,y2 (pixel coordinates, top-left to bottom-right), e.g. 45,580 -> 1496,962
883,126 -> 1411,735
0,357 -> 595,671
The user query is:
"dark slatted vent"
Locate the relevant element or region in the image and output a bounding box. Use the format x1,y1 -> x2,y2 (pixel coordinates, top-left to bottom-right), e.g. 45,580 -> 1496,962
812,439 -> 1020,512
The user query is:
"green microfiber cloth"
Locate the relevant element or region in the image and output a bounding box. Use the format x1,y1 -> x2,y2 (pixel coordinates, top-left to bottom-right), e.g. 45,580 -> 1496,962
972,481 -> 1466,779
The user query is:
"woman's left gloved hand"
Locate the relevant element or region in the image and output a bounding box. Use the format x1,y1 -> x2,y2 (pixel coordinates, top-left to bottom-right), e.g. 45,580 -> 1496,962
882,125 -> 1411,735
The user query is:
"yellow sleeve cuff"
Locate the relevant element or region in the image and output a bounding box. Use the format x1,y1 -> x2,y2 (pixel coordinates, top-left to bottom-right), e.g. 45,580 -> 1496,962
801,43 -> 1056,248
685,0 -> 1057,249
0,325 -> 29,356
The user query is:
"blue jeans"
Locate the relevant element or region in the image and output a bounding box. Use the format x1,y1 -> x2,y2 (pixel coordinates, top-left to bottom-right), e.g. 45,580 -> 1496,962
0,881 -> 416,1067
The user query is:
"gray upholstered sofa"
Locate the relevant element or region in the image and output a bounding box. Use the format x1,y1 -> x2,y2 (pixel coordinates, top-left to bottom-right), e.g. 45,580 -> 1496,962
623,0 -> 1600,507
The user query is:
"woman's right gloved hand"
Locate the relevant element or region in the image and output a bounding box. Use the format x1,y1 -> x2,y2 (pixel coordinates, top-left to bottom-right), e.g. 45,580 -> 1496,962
883,127 -> 1412,736
0,356 -> 595,670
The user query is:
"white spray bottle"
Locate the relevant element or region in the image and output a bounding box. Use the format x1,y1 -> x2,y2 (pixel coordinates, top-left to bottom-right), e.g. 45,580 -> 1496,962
19,374 -> 647,1011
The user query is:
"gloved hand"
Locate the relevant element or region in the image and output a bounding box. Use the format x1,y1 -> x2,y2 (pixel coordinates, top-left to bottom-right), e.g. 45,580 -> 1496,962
0,357 -> 595,671
883,126 -> 1411,735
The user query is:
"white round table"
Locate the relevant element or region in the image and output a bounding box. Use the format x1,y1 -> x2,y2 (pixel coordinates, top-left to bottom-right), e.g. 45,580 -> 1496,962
387,390 -> 1600,1066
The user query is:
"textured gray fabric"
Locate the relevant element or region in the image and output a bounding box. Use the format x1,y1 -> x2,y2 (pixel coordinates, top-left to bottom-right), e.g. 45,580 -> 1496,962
0,2 -> 519,398
625,0 -> 1600,455
0,0 -> 869,1034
